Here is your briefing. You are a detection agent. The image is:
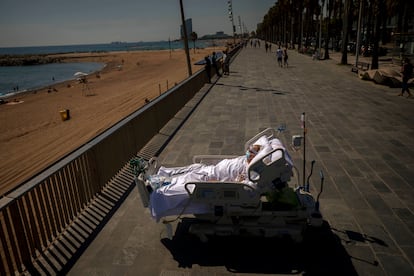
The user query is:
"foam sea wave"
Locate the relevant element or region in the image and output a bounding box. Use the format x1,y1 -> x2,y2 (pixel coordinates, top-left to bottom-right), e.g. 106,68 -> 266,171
0,62 -> 104,98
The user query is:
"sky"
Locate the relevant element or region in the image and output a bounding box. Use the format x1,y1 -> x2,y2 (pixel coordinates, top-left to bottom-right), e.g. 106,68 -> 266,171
0,0 -> 276,47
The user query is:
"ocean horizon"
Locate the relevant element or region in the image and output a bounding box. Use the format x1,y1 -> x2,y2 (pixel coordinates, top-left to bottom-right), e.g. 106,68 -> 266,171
0,40 -> 213,56
0,40 -> 215,98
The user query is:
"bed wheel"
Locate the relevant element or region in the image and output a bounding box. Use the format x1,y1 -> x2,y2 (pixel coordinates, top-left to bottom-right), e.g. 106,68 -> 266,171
291,234 -> 304,243
198,233 -> 209,243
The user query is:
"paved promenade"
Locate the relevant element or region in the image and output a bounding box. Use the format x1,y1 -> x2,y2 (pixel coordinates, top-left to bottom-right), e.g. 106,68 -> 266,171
69,46 -> 414,275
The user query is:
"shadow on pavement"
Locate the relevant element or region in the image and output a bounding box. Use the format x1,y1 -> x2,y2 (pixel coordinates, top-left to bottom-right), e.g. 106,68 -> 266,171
162,220 -> 363,275
216,82 -> 289,94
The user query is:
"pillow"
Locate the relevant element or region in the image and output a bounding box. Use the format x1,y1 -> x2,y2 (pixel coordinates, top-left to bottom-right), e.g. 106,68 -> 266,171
251,135 -> 269,147
247,143 -> 273,170
269,138 -> 293,166
269,137 -> 284,149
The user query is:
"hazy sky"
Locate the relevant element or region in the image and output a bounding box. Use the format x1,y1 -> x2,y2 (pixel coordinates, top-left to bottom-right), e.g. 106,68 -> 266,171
0,0 -> 276,47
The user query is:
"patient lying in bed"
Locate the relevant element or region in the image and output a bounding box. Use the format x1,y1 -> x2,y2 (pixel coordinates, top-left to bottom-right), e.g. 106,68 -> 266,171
148,135 -> 293,221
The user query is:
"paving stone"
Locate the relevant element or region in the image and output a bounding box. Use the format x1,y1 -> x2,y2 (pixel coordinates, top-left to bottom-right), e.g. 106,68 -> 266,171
377,253 -> 414,276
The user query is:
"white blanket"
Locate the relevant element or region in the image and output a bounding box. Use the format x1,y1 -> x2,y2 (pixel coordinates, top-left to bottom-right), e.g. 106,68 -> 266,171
149,156 -> 247,221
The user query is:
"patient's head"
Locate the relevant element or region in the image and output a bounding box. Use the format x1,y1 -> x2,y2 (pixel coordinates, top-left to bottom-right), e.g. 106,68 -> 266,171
246,145 -> 261,163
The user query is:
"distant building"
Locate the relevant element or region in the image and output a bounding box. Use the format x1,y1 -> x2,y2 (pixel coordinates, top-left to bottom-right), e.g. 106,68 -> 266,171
180,18 -> 192,39
200,31 -> 232,40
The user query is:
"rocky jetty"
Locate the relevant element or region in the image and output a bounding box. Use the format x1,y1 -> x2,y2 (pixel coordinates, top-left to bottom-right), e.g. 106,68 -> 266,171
0,55 -> 63,66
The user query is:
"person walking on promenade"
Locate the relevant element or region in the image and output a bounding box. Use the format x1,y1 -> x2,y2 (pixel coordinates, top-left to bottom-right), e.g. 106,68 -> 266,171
276,47 -> 283,67
204,56 -> 212,83
283,48 -> 289,68
222,50 -> 230,75
399,58 -> 413,97
211,52 -> 222,77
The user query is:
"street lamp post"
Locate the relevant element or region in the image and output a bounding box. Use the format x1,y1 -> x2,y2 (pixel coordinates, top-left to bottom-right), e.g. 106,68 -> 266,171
228,0 -> 236,44
179,0 -> 192,76
238,15 -> 242,37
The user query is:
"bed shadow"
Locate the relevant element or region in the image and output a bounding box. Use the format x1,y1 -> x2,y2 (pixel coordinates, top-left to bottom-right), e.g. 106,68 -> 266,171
161,219 -> 360,275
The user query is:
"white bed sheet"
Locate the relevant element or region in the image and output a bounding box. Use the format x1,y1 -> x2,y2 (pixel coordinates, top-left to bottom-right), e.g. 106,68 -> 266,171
149,156 -> 247,221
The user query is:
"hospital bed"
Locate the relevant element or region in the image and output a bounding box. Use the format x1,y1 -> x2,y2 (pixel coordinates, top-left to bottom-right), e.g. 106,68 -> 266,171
134,128 -> 324,242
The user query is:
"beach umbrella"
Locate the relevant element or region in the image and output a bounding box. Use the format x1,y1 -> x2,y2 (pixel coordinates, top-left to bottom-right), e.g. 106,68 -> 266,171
74,71 -> 88,85
74,72 -> 88,77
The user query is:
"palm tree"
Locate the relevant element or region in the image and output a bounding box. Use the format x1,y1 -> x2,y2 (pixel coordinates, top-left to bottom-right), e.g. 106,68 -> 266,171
190,32 -> 198,53
341,0 -> 353,65
179,0 -> 192,76
370,0 -> 385,69
323,0 -> 334,59
258,0 -> 412,64
297,0 -> 305,50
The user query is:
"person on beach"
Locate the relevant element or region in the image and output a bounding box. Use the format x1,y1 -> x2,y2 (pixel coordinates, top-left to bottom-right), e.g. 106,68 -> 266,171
283,48 -> 288,68
211,52 -> 222,77
222,50 -> 230,75
399,58 -> 413,98
276,47 -> 283,67
204,56 -> 212,83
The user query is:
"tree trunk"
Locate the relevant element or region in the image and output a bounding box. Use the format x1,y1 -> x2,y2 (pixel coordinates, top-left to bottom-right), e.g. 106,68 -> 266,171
298,7 -> 303,51
371,0 -> 384,69
324,3 -> 332,60
179,0 -> 192,76
341,0 -> 352,64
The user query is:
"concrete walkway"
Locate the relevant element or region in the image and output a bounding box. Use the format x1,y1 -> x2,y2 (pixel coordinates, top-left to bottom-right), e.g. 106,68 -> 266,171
69,46 -> 414,276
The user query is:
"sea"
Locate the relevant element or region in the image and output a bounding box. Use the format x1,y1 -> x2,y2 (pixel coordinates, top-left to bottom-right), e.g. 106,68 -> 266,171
0,40 -> 212,98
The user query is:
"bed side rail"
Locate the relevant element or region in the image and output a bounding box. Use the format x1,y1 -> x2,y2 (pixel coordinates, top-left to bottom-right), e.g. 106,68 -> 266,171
184,182 -> 259,205
248,148 -> 292,187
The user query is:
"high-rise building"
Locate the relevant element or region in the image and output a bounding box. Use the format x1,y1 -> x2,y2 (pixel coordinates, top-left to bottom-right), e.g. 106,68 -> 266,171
180,18 -> 192,39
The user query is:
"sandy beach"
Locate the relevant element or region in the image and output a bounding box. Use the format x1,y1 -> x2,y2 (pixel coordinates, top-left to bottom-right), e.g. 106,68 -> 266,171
0,47 -> 223,196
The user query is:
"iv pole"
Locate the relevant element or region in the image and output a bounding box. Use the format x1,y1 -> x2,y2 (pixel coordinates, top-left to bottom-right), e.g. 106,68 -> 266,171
302,112 -> 306,185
